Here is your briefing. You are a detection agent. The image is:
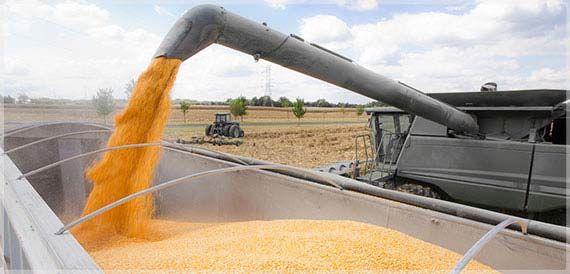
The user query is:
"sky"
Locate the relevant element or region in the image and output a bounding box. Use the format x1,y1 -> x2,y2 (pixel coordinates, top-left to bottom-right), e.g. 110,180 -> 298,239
2,0 -> 569,104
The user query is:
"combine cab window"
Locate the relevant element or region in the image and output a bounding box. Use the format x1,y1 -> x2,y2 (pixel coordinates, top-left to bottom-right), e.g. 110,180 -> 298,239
375,114 -> 413,135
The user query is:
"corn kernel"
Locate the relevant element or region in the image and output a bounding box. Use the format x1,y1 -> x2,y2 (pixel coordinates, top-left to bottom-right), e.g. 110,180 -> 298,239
82,219 -> 496,272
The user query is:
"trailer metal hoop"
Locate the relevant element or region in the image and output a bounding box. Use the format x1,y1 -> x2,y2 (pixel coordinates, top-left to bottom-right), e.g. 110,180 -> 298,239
15,141 -> 252,180
1,121 -> 247,166
163,142 -> 249,166
55,164 -> 343,235
450,218 -> 528,274
1,122 -> 112,138
2,130 -> 112,155
16,143 -> 164,180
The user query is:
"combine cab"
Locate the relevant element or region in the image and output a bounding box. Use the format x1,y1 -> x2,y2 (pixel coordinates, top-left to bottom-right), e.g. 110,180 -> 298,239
205,112 -> 244,138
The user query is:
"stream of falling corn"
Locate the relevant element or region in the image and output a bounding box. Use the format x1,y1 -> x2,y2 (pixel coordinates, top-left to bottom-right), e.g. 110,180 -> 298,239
74,57 -> 182,238
73,57 -> 496,272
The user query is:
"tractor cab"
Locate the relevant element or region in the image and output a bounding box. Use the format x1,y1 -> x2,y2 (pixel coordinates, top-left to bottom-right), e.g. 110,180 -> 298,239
215,112 -> 232,124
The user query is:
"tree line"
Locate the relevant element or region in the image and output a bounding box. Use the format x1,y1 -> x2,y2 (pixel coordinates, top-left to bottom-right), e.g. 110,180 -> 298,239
218,95 -> 385,108
221,96 -> 367,125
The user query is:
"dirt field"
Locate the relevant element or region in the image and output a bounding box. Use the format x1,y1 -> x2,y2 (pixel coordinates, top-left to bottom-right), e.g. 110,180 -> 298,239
163,124 -> 370,168
3,104 -> 371,168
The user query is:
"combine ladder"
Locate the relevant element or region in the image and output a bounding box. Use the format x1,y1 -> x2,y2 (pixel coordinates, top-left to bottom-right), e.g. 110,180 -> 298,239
354,134 -> 373,177
368,131 -> 404,184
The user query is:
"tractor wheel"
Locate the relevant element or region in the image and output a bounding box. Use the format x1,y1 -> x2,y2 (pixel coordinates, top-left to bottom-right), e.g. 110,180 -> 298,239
222,125 -> 231,136
205,125 -> 212,136
229,125 -> 240,138
239,128 -> 245,137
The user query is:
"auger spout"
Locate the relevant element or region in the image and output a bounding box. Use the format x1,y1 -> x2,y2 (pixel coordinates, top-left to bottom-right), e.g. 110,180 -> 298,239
154,4 -> 479,134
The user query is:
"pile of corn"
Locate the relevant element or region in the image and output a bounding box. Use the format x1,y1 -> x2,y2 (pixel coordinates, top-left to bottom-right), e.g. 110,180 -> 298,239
85,219 -> 496,272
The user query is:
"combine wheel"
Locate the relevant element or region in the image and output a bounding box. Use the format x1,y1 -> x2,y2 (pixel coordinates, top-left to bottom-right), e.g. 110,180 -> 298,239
229,125 -> 241,138
239,128 -> 245,137
205,125 -> 213,136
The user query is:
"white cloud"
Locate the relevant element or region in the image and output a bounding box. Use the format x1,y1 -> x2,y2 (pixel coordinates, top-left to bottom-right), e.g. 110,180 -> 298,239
3,0 -> 162,99
264,0 -> 290,9
296,0 -> 567,94
2,0 -> 371,103
299,15 -> 352,50
153,5 -> 176,18
52,1 -> 110,28
2,0 -> 567,105
265,0 -> 377,11
445,6 -> 466,12
335,0 -> 378,11
529,68 -> 570,85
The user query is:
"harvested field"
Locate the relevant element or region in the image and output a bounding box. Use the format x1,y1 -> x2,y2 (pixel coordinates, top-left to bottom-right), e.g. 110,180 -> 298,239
2,104 -> 366,124
163,124 -> 370,168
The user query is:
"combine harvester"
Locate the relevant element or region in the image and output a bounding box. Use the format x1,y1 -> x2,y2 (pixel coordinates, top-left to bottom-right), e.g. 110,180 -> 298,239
2,5 -> 568,272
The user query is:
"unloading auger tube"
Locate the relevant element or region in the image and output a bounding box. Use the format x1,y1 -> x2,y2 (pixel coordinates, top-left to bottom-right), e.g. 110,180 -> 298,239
154,4 -> 479,134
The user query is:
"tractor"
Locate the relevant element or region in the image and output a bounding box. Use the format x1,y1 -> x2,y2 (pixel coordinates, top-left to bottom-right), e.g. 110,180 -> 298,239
205,112 -> 244,138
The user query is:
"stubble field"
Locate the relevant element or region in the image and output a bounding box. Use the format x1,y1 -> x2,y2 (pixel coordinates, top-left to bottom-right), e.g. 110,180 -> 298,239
163,124 -> 370,168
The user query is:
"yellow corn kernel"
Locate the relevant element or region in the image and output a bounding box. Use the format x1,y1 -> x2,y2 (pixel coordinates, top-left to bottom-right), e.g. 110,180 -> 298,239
83,219 -> 496,272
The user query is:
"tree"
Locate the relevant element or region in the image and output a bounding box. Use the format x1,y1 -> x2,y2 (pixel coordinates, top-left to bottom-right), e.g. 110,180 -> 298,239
356,105 -> 365,116
3,96 -> 15,104
92,88 -> 115,124
124,79 -> 136,99
279,96 -> 292,119
17,93 -> 30,104
315,98 -> 331,108
249,96 -> 258,106
179,101 -> 191,123
278,97 -> 292,108
230,96 -> 248,121
292,98 -> 306,126
258,95 -> 273,106
365,101 -> 388,108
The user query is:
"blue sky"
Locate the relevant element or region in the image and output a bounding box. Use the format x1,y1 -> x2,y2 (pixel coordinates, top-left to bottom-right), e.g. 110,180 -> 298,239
3,0 -> 568,103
